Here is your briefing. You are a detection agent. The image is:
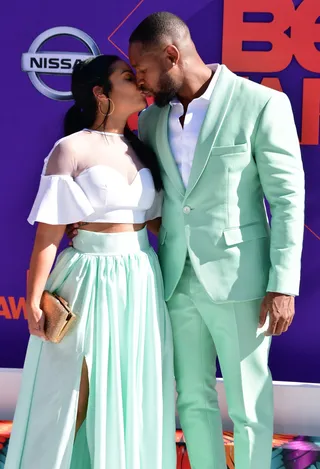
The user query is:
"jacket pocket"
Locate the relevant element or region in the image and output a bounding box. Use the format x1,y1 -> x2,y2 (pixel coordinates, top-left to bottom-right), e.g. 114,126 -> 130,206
223,222 -> 269,246
211,143 -> 248,157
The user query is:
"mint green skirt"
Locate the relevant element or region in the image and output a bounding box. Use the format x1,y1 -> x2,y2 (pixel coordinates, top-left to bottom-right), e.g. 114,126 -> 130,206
5,229 -> 176,469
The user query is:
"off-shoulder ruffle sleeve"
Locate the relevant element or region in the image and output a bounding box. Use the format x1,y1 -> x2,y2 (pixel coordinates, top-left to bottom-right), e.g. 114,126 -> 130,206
27,174 -> 95,225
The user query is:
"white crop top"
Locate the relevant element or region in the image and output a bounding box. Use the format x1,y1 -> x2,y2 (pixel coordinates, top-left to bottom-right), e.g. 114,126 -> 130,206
28,129 -> 163,225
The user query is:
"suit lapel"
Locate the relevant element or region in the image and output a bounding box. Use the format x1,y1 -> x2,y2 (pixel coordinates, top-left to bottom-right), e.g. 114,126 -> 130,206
185,65 -> 237,198
156,106 -> 185,197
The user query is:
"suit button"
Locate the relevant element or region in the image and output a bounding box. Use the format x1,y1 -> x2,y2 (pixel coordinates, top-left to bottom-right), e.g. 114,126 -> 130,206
183,206 -> 191,214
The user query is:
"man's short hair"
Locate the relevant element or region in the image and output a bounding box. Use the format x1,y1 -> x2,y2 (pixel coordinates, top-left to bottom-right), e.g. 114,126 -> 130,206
129,12 -> 190,50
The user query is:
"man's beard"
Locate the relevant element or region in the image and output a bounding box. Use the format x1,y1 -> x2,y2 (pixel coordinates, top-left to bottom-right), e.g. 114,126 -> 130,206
153,72 -> 179,108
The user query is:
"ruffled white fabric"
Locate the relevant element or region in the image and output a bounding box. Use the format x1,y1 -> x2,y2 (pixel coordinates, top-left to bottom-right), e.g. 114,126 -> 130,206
28,175 -> 95,225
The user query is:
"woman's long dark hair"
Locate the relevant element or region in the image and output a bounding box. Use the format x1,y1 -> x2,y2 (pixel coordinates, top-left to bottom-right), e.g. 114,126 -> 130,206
64,55 -> 163,191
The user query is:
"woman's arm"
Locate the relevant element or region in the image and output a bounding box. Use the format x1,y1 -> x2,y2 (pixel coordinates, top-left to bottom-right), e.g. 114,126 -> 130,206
146,217 -> 161,236
27,223 -> 65,339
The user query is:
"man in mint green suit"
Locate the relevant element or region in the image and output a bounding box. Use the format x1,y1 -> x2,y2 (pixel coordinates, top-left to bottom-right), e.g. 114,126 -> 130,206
129,12 -> 305,469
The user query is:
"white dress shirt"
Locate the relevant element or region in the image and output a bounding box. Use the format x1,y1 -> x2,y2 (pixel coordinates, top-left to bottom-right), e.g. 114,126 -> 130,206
168,64 -> 221,188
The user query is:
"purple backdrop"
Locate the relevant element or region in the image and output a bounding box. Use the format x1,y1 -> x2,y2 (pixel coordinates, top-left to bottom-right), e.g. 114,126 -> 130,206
0,0 -> 319,383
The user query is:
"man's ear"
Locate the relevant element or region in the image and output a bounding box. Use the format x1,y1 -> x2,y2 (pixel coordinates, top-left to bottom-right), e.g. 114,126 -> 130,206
165,45 -> 180,67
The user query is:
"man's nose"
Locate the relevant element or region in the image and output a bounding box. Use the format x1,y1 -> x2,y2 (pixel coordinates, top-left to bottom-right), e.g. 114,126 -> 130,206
136,73 -> 144,87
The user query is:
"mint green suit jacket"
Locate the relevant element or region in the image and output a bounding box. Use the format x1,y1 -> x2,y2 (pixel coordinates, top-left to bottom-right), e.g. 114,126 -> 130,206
139,65 -> 305,302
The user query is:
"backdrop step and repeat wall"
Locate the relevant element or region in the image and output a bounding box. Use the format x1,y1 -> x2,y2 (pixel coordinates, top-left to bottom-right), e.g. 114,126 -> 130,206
0,0 -> 319,384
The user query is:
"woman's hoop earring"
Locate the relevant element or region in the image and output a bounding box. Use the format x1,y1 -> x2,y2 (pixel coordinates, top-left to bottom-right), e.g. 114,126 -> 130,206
99,99 -> 115,116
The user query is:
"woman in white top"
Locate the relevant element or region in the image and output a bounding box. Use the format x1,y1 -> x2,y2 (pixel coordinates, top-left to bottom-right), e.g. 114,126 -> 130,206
5,55 -> 176,469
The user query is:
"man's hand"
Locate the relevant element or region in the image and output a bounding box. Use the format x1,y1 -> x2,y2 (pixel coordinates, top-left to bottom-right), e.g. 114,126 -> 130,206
259,292 -> 295,336
66,223 -> 80,246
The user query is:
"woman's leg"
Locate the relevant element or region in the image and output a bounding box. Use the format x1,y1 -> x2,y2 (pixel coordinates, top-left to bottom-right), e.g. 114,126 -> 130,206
70,357 -> 92,469
76,359 -> 89,436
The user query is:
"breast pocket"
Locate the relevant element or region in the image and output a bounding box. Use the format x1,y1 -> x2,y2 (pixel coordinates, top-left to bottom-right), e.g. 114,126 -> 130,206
214,143 -> 252,174
210,143 -> 248,157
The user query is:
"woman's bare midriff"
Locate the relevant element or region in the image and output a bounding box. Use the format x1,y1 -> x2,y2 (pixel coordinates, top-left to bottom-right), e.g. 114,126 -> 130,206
78,222 -> 146,233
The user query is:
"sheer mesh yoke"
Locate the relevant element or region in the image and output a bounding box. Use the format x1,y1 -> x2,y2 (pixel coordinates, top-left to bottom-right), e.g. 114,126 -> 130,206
28,130 -> 163,225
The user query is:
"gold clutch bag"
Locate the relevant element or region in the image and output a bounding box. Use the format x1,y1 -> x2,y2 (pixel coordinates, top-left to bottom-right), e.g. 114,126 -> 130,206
40,291 -> 76,343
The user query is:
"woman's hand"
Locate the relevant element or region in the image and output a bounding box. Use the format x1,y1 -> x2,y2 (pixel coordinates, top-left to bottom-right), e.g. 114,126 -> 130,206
27,302 -> 47,340
66,223 -> 80,246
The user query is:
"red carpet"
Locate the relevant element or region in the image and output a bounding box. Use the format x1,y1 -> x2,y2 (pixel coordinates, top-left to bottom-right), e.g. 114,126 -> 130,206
176,429 -> 320,468
1,422 -> 320,468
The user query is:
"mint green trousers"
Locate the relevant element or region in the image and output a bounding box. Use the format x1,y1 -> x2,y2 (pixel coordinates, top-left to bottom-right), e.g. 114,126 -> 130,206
167,259 -> 273,469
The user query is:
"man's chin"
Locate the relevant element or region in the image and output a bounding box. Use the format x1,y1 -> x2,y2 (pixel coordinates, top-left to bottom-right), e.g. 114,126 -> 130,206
154,93 -> 173,108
